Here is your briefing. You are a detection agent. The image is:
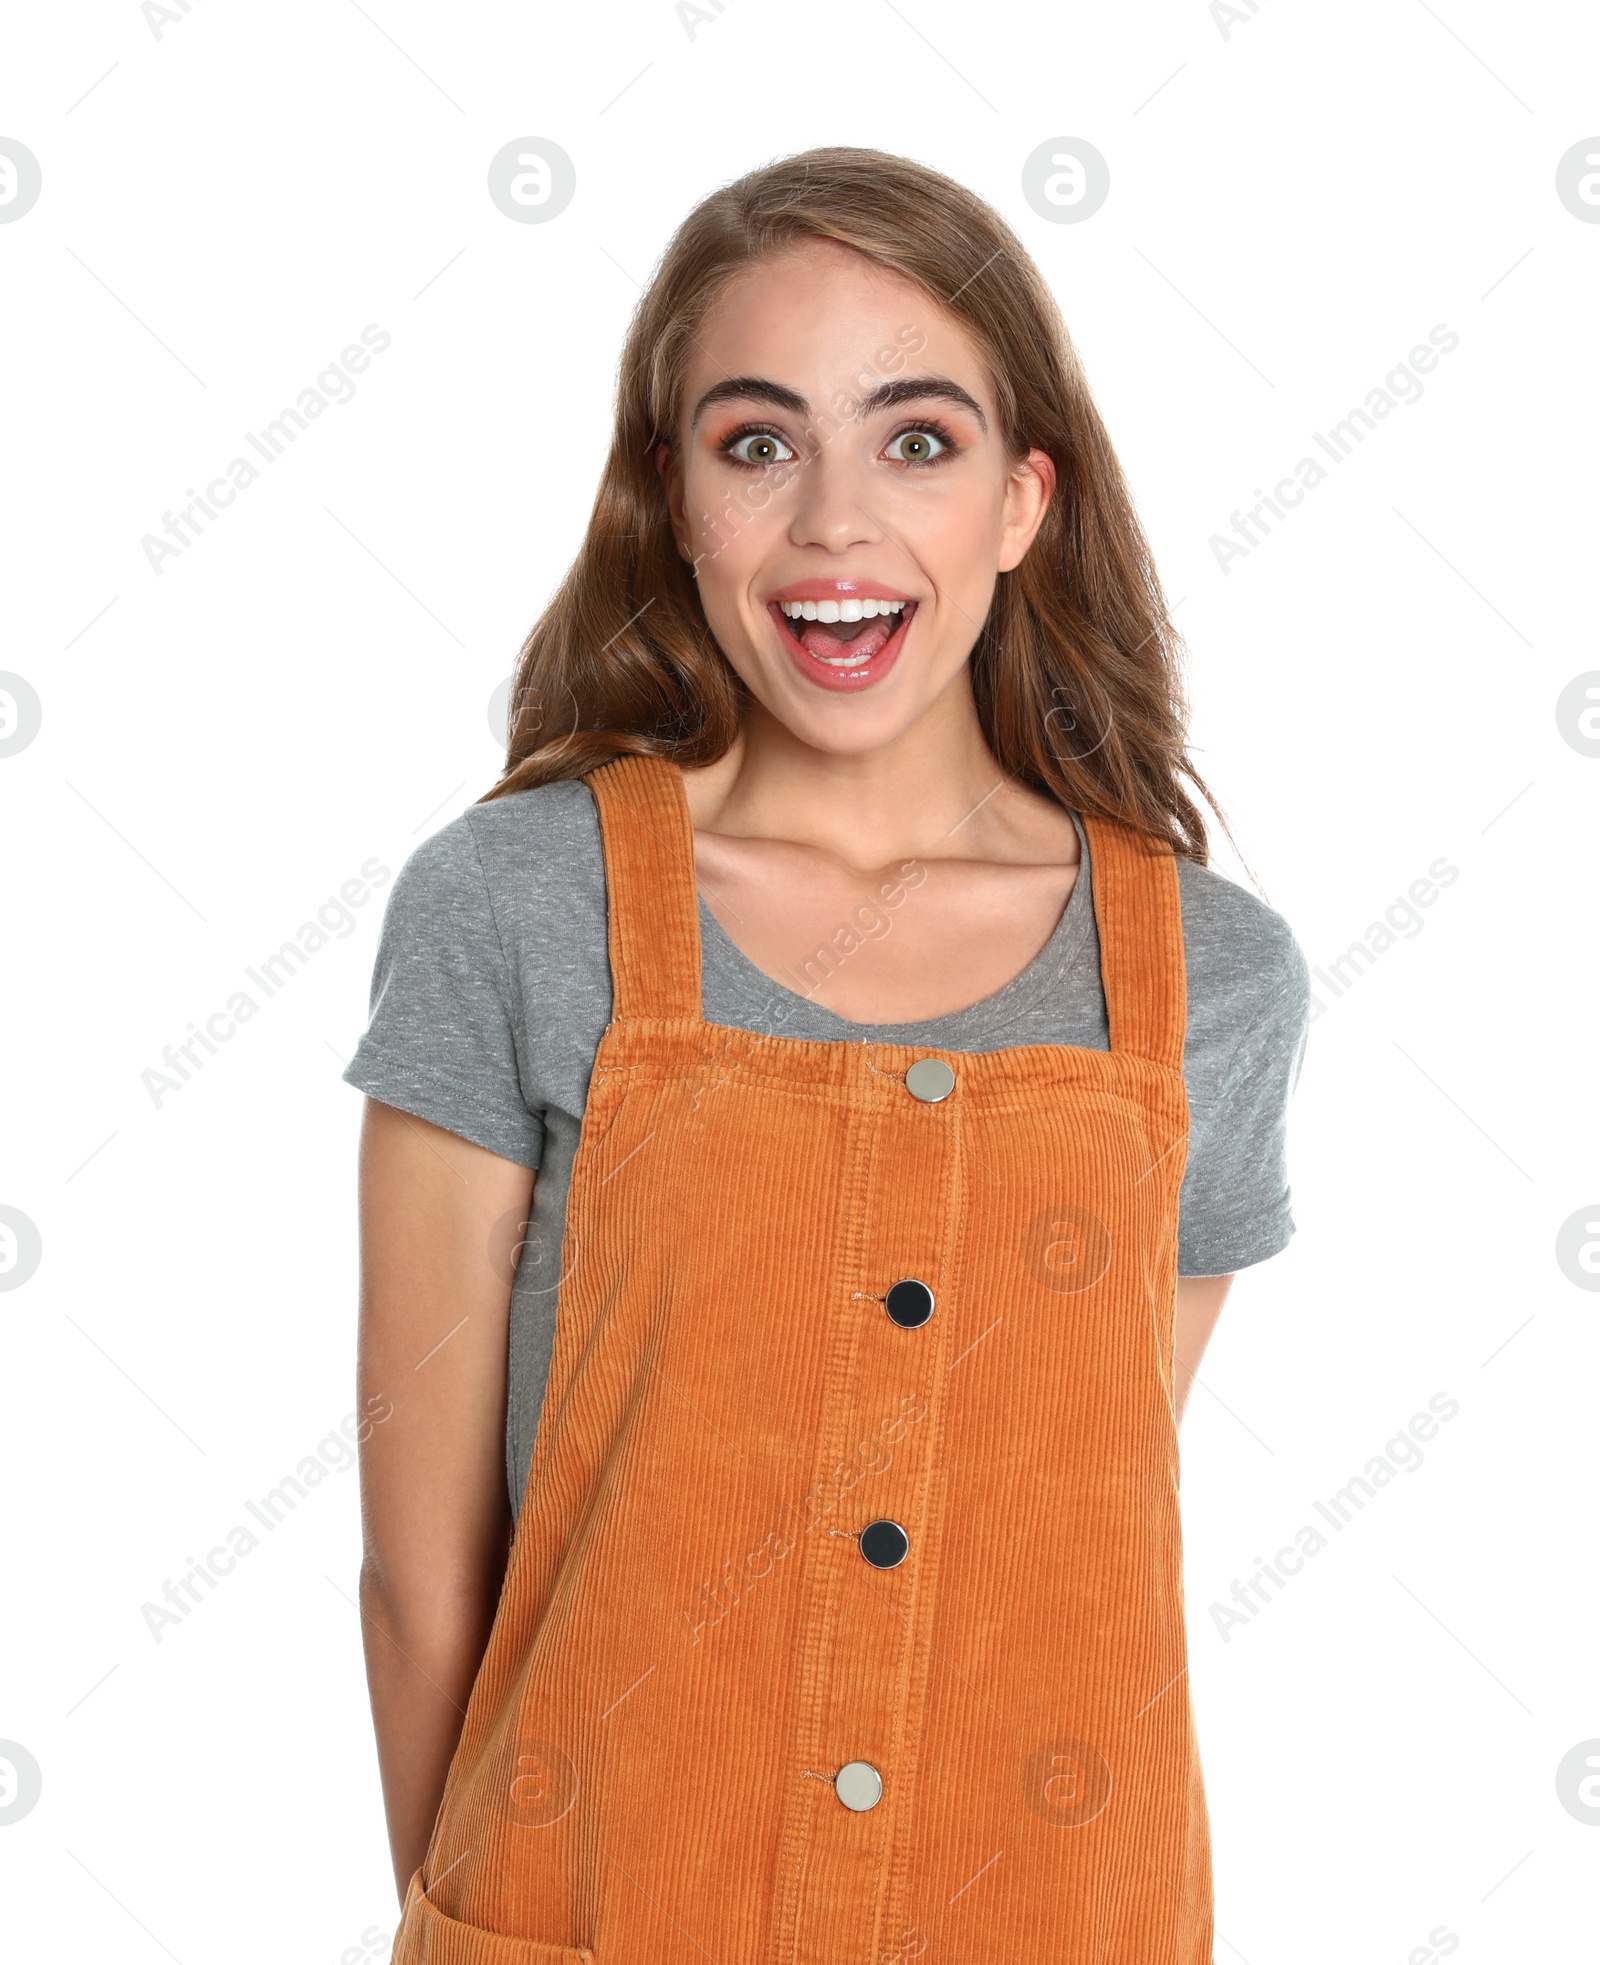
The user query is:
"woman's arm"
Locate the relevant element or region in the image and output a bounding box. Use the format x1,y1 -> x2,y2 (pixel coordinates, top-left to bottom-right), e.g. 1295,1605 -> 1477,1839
1174,1273 -> 1235,1426
355,1097 -> 536,1900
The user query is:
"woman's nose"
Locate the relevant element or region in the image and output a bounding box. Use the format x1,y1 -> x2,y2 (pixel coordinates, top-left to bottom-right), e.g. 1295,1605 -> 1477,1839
784,445 -> 885,554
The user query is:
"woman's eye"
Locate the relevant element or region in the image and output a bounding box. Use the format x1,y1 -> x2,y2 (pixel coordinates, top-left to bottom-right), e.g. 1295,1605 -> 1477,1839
727,431 -> 795,466
883,428 -> 948,464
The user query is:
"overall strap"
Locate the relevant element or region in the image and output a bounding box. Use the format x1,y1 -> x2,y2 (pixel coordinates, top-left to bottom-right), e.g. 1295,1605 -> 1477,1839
1079,812 -> 1187,1073
582,753 -> 704,1022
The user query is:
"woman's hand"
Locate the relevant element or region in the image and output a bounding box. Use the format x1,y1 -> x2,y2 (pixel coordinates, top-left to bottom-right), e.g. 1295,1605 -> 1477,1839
354,1098 -> 535,1901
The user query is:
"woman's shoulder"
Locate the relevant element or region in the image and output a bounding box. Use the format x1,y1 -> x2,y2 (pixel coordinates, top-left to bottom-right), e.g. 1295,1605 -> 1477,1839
1171,853 -> 1311,1026
390,778 -> 604,910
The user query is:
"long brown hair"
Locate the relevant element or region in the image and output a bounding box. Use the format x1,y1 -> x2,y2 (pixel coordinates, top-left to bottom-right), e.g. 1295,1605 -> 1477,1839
483,145 -> 1222,862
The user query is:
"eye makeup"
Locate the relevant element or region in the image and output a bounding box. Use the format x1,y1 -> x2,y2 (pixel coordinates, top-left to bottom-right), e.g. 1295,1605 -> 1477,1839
714,414 -> 964,472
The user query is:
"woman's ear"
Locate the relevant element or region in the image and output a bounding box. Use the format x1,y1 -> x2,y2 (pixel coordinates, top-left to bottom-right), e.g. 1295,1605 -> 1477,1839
656,442 -> 690,558
997,447 -> 1057,573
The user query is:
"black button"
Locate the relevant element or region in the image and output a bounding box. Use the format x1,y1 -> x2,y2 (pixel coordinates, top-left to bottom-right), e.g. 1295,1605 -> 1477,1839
884,1279 -> 934,1328
860,1519 -> 909,1569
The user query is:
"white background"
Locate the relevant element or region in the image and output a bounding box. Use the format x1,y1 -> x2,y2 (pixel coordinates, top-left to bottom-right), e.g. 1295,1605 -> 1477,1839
3,2 -> 1597,1961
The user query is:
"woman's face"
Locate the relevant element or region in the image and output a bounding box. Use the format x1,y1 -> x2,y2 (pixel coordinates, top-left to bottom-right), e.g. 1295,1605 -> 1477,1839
659,239 -> 1055,756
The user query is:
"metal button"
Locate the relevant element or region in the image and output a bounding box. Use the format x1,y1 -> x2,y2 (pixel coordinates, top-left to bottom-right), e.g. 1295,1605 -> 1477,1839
885,1279 -> 934,1328
904,1057 -> 955,1103
834,1760 -> 883,1812
860,1519 -> 909,1569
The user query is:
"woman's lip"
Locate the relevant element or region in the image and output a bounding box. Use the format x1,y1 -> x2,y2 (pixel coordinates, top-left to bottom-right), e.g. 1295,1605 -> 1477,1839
766,580 -> 915,604
765,599 -> 916,694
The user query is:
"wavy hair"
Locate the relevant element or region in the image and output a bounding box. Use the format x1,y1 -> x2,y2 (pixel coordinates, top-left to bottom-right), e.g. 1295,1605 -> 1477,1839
481,145 -> 1222,861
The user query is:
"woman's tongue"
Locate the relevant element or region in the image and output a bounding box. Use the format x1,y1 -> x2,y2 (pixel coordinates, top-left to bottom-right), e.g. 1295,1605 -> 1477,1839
792,613 -> 897,665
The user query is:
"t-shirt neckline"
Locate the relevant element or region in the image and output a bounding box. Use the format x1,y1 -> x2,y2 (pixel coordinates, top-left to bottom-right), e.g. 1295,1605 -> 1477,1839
694,811 -> 1095,1046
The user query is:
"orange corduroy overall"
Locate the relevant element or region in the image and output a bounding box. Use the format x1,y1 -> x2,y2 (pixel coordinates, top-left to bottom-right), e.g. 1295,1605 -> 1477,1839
391,751 -> 1210,1965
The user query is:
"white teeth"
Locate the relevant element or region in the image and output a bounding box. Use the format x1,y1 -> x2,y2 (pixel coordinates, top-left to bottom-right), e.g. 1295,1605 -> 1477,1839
777,598 -> 906,618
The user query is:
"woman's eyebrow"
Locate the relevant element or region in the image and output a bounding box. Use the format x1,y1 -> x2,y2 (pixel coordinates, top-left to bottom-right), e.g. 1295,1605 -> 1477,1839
690,377 -> 809,426
689,373 -> 989,433
856,376 -> 988,432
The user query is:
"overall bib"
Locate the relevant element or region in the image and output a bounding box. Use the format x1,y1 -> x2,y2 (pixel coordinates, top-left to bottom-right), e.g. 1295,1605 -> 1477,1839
391,751 -> 1210,1965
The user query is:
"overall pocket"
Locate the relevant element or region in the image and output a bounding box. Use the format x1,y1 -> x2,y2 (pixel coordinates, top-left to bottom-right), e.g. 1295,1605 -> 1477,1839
393,1867 -> 594,1965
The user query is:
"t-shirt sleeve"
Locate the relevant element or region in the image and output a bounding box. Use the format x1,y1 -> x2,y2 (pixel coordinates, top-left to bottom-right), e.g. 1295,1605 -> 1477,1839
341,813 -> 544,1168
1176,898 -> 1310,1277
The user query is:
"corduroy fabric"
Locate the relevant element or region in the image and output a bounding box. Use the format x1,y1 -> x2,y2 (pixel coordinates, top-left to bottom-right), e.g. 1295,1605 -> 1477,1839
390,751 -> 1207,1965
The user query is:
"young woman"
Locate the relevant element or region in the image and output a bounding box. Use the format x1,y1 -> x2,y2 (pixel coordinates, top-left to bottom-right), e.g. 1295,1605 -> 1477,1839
346,146 -> 1308,1964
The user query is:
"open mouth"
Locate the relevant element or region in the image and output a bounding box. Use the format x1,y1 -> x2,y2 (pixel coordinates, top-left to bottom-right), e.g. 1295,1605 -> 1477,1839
773,596 -> 915,671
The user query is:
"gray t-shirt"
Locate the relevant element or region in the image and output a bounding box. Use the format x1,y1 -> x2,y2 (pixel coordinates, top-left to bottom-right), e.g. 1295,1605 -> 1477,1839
343,777 -> 1310,1516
